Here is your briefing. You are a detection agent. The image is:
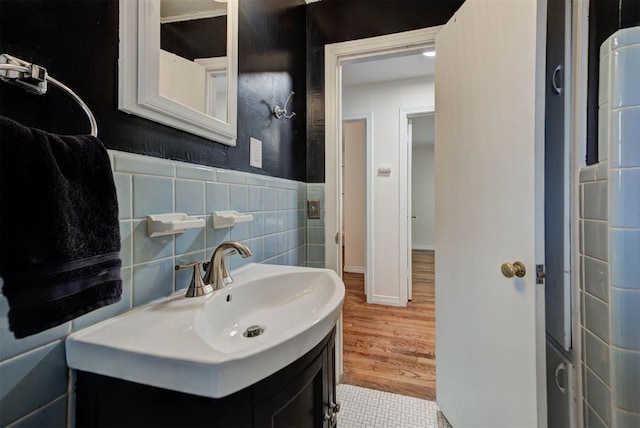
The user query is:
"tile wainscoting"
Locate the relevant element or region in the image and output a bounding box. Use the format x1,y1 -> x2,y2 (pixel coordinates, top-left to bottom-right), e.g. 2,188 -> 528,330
579,26 -> 640,428
0,150 -> 326,427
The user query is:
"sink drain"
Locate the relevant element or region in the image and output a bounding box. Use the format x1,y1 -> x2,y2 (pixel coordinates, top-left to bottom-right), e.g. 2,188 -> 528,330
243,325 -> 264,338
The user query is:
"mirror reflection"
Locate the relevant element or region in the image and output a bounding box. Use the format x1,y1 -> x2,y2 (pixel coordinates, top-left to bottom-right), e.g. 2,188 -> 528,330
160,0 -> 228,122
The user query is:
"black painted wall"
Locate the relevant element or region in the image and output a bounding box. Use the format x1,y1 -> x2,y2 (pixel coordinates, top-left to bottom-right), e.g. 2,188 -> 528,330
161,16 -> 227,60
5,0 -> 626,180
587,0 -> 640,165
0,0 -> 307,181
235,0 -> 307,180
305,0 -> 465,182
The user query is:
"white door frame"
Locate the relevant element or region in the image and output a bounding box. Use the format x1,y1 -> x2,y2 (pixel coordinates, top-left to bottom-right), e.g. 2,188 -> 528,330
343,113 -> 375,301
406,117 -> 413,301
570,1 -> 589,425
325,26 -> 441,380
400,107 -> 435,302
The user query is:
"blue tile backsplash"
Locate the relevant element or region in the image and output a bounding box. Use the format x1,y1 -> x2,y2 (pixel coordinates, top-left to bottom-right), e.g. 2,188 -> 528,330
0,150 -> 326,427
0,341 -> 67,427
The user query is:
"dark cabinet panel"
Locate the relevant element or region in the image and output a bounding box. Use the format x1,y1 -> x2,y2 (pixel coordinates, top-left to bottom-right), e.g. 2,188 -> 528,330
546,338 -> 575,427
75,372 -> 253,428
254,349 -> 324,427
253,329 -> 338,427
545,0 -> 570,352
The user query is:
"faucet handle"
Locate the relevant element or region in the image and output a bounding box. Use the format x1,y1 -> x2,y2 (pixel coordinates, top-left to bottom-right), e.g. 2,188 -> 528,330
175,261 -> 213,298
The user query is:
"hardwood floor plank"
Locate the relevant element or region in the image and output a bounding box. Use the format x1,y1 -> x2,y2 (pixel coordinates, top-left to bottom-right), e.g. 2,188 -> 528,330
340,250 -> 436,401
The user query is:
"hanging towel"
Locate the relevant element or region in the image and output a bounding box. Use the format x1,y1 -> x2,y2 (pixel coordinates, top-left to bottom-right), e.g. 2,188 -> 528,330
0,115 -> 122,338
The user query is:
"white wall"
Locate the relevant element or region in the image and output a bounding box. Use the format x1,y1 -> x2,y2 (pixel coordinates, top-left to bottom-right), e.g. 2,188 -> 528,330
159,50 -> 206,112
343,120 -> 366,273
343,77 -> 434,304
412,145 -> 435,249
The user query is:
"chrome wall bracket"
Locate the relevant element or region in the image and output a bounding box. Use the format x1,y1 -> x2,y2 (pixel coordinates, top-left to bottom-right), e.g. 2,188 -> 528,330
0,54 -> 48,95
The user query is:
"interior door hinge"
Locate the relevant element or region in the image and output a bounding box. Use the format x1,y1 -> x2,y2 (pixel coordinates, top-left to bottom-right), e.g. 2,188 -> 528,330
536,264 -> 546,284
335,232 -> 339,245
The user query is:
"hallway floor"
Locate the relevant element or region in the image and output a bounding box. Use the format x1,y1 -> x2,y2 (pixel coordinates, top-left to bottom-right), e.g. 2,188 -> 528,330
341,250 -> 436,401
336,384 -> 450,428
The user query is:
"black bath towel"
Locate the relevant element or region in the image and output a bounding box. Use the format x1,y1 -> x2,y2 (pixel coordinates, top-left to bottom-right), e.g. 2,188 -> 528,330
0,115 -> 122,338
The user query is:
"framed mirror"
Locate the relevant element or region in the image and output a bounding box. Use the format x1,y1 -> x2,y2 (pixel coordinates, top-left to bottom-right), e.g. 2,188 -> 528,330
119,0 -> 238,146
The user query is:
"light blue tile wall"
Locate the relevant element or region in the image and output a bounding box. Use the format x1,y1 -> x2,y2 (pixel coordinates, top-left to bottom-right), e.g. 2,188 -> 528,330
607,26 -> 640,422
580,162 -> 612,426
0,150 -> 314,427
580,26 -> 640,426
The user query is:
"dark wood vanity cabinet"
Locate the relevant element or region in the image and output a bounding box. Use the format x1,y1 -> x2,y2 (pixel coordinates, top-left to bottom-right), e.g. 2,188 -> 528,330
75,328 -> 337,428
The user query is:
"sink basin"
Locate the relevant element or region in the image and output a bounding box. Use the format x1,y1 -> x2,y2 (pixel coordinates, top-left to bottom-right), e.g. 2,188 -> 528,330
65,263 -> 344,398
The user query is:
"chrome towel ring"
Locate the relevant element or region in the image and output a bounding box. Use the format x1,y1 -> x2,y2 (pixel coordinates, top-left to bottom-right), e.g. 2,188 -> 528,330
0,53 -> 98,137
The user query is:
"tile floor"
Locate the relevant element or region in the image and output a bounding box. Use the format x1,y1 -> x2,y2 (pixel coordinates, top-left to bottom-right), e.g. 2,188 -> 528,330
336,384 -> 452,428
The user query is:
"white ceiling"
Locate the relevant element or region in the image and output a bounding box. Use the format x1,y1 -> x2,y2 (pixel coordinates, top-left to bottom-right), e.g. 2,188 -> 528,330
161,0 -> 227,21
341,52 -> 436,146
342,52 -> 435,87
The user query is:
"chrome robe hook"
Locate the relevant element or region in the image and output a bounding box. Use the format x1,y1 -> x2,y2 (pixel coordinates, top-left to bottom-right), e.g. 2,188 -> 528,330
273,91 -> 296,119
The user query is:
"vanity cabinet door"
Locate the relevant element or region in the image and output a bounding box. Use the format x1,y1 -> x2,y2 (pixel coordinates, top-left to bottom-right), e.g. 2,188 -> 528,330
252,330 -> 336,428
253,350 -> 326,427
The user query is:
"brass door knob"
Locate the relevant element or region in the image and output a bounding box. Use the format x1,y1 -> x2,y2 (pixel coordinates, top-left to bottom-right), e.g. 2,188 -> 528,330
501,261 -> 526,278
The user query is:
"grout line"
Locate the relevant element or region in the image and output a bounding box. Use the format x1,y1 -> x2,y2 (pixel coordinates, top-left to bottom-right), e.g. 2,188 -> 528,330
583,288 -> 610,306
0,338 -> 65,365
585,363 -> 612,391
5,393 -> 68,428
583,399 -> 610,428
611,344 -> 640,353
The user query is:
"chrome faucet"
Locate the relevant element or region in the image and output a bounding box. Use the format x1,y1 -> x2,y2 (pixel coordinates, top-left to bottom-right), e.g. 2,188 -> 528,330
175,241 -> 252,298
202,241 -> 252,291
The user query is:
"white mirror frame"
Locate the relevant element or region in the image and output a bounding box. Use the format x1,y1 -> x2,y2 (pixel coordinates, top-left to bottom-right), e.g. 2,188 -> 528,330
118,0 -> 238,146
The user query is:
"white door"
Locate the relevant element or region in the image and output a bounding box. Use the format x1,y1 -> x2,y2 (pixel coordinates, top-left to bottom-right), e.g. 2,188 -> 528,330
435,0 -> 547,427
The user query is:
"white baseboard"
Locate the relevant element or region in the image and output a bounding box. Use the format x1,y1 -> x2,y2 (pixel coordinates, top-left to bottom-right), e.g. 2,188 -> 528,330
370,295 -> 404,306
344,265 -> 365,274
412,244 -> 435,250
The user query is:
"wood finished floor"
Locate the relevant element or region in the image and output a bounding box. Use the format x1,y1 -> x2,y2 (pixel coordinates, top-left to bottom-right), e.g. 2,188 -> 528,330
340,250 -> 436,401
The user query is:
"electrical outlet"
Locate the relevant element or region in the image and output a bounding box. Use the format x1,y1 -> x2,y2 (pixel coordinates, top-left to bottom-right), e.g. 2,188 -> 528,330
307,200 -> 321,219
250,137 -> 262,168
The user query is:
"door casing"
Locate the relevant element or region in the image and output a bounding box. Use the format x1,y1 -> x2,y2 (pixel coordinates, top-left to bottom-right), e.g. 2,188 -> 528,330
400,107 -> 435,303
325,27 -> 441,379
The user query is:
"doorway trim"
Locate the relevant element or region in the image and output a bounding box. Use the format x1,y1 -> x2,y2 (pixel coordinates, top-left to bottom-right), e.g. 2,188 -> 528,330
569,0 -> 589,425
400,106 -> 434,303
343,112 -> 375,302
325,26 -> 442,379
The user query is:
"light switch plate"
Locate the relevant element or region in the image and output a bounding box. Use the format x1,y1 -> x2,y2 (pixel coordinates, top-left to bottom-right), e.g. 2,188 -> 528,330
250,137 -> 262,168
307,199 -> 321,219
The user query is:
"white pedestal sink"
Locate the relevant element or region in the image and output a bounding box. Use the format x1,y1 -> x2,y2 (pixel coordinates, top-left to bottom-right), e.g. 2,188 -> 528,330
66,263 -> 345,398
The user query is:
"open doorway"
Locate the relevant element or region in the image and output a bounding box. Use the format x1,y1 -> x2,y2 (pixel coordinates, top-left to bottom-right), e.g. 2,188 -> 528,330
403,108 -> 435,302
335,37 -> 438,400
408,112 -> 435,306
409,113 -> 435,255
342,120 -> 366,279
